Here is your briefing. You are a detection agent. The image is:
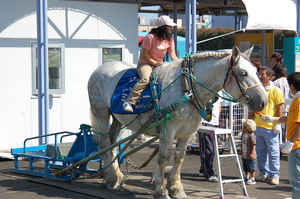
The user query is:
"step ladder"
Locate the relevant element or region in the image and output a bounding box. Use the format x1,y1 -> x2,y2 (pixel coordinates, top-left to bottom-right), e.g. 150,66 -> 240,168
198,126 -> 248,199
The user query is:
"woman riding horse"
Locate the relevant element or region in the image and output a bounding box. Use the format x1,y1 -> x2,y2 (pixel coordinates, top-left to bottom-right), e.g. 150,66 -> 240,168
123,15 -> 178,112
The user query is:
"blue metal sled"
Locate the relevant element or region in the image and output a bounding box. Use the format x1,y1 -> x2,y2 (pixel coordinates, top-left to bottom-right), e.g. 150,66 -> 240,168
11,126 -> 125,181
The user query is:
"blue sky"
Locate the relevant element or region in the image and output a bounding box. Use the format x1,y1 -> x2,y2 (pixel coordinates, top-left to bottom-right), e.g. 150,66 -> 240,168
138,6 -> 159,25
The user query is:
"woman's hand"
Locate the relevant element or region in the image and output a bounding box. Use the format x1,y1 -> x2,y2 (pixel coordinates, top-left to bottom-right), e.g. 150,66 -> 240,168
154,61 -> 163,67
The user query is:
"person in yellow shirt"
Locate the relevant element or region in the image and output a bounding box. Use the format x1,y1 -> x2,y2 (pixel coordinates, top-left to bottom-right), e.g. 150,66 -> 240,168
262,72 -> 300,198
248,66 -> 284,185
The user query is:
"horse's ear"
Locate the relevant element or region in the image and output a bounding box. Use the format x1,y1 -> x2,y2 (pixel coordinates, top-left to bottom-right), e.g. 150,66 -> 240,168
243,46 -> 254,59
232,46 -> 240,61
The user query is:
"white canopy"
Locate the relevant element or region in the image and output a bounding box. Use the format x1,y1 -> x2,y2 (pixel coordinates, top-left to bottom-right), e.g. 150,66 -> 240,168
243,0 -> 297,31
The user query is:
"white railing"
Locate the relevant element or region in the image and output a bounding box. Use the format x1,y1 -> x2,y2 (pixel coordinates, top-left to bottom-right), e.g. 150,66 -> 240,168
221,102 -> 246,136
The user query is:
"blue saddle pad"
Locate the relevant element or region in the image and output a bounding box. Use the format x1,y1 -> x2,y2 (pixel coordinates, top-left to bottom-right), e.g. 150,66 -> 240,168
110,69 -> 160,114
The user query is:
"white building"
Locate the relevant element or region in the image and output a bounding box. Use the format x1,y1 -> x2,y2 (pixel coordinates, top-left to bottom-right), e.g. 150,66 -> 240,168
0,0 -> 138,155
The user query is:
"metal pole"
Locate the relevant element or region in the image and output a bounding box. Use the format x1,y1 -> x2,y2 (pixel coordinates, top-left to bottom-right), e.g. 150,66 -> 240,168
37,0 -> 49,145
196,29 -> 244,44
43,0 -> 49,144
228,102 -> 234,153
191,0 -> 197,54
261,30 -> 266,66
123,136 -> 159,158
229,102 -> 233,131
185,0 -> 191,54
173,4 -> 178,55
297,0 -> 300,35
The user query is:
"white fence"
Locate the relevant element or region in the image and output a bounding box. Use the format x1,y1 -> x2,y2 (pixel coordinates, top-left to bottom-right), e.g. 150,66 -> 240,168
221,102 -> 246,136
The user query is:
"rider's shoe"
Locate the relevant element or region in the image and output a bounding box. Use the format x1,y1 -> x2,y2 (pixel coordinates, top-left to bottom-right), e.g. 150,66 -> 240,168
123,101 -> 133,112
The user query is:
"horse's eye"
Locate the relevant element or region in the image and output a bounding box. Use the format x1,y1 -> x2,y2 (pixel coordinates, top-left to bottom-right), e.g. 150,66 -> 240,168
241,71 -> 247,76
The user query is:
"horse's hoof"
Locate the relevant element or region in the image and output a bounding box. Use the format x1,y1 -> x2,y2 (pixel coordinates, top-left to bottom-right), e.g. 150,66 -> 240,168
107,182 -> 124,190
169,193 -> 187,199
170,196 -> 187,199
167,185 -> 187,199
154,196 -> 171,199
107,185 -> 118,190
153,190 -> 171,199
120,181 -> 126,188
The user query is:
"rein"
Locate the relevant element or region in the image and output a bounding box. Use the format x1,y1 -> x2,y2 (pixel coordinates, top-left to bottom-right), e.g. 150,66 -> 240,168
182,55 -> 238,104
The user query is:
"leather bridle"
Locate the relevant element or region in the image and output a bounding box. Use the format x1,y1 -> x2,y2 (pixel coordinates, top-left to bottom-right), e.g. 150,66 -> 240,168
223,54 -> 262,104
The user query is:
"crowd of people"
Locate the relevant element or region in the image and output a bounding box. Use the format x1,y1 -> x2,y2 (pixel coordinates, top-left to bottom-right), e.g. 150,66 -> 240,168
249,54 -> 300,199
197,52 -> 300,199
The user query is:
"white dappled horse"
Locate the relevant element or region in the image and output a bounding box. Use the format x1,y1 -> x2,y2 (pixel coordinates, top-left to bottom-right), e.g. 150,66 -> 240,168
88,46 -> 267,199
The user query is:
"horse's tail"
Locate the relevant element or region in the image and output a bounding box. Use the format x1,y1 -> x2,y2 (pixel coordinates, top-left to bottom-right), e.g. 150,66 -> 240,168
90,108 -> 99,133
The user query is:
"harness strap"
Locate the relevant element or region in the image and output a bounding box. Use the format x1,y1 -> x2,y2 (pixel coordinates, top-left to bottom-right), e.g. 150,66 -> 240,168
138,145 -> 159,170
181,58 -> 193,94
181,57 -> 210,120
149,72 -> 161,113
160,93 -> 191,114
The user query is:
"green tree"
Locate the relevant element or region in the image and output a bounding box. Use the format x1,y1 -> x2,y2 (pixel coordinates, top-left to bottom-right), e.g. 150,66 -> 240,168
177,28 -> 296,51
274,30 -> 296,49
177,27 -> 235,51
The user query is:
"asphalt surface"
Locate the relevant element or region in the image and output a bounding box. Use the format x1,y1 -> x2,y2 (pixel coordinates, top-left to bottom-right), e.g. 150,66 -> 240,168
0,138 -> 293,199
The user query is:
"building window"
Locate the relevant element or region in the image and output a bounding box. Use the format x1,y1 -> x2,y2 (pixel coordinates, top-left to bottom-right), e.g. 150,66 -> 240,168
32,43 -> 65,95
99,43 -> 124,65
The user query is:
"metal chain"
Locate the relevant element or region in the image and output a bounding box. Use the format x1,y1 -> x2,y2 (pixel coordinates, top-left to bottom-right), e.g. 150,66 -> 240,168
124,157 -> 140,179
70,166 -> 78,183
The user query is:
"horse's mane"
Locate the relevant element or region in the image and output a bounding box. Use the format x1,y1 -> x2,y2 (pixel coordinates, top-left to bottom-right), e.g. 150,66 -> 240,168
191,50 -> 251,63
191,51 -> 231,62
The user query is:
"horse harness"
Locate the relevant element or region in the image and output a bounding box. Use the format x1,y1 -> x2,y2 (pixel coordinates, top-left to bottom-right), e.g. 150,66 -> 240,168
149,56 -> 224,122
180,53 -> 262,120
181,57 -> 213,121
148,52 -> 263,126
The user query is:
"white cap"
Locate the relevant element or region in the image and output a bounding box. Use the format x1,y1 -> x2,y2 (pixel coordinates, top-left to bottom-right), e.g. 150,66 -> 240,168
242,118 -> 257,132
156,16 -> 177,27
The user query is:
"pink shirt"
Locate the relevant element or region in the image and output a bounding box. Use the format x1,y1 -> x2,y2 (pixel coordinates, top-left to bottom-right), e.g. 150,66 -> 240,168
139,33 -> 175,64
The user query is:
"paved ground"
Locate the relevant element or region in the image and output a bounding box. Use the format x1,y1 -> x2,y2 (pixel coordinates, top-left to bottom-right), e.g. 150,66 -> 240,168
0,139 -> 293,199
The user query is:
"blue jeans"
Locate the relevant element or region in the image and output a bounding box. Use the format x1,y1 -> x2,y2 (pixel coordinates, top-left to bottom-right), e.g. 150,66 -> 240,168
288,148 -> 300,199
242,158 -> 256,173
255,127 -> 280,178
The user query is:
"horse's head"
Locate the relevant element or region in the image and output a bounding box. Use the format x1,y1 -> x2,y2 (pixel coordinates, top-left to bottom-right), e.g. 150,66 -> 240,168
223,46 -> 267,112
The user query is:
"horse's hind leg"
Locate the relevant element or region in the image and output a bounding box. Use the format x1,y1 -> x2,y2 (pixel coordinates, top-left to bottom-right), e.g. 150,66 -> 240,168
91,108 -> 124,189
166,137 -> 189,199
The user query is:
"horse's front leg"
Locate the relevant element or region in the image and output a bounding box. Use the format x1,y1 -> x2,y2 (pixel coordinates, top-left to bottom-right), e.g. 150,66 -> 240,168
153,134 -> 173,199
166,137 -> 190,199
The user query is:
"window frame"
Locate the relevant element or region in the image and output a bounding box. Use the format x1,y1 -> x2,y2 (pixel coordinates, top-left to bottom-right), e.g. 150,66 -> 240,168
31,43 -> 65,95
98,43 -> 125,65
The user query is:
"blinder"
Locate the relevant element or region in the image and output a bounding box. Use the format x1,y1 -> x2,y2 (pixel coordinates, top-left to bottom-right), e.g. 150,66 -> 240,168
223,54 -> 261,104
